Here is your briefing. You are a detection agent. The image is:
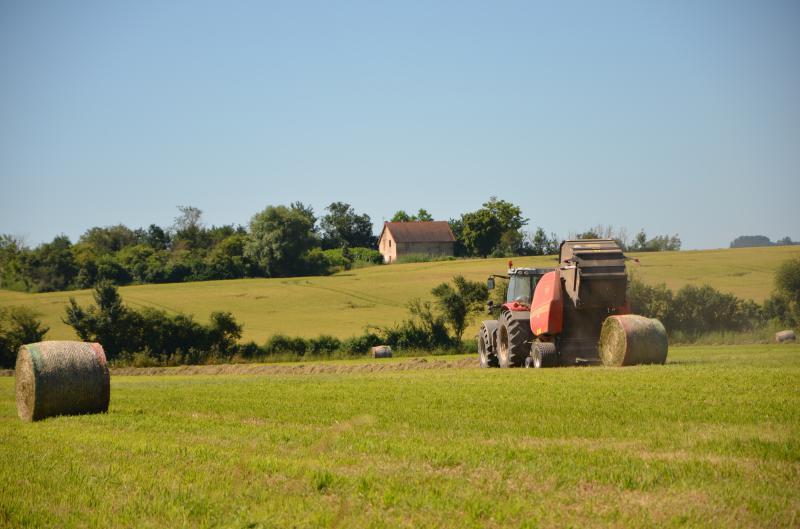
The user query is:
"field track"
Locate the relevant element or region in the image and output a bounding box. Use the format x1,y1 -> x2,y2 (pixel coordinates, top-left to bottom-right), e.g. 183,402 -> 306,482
110,355 -> 474,376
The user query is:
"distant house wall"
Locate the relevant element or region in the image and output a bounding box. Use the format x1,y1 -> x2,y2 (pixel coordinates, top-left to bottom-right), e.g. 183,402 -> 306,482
396,241 -> 454,257
378,222 -> 456,264
379,230 -> 397,263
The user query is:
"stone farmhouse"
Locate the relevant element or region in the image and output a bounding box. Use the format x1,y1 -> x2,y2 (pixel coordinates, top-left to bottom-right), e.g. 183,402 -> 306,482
377,221 -> 456,263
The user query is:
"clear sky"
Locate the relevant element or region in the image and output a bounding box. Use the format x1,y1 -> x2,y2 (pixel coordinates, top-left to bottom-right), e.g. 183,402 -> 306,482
1,0 -> 798,249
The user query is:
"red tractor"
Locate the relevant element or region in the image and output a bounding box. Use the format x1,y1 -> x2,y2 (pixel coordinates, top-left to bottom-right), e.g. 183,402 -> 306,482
477,239 -> 667,368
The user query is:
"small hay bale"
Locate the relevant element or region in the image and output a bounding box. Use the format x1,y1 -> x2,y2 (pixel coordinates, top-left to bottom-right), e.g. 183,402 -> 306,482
599,315 -> 668,367
371,345 -> 392,359
775,330 -> 796,343
15,341 -> 110,422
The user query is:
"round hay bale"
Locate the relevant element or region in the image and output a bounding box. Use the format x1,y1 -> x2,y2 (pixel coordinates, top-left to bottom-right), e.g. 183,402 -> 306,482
599,315 -> 668,367
371,345 -> 392,358
15,341 -> 110,422
775,330 -> 796,343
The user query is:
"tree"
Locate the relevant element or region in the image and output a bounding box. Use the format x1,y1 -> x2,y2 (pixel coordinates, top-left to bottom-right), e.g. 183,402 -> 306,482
530,227 -> 560,255
206,234 -> 248,279
0,234 -> 26,290
628,230 -> 681,252
576,229 -> 600,240
78,225 -> 139,254
483,197 -> 527,233
460,209 -> 502,257
730,235 -> 773,248
391,210 -> 412,222
391,208 -> 433,223
631,230 -> 648,251
143,224 -> 171,251
448,218 -> 467,257
0,306 -> 49,368
319,202 -> 375,250
431,275 -> 488,343
416,209 -> 433,222
64,281 -> 132,359
19,235 -> 78,292
172,206 -> 212,251
245,203 -> 319,277
174,206 -> 203,232
773,257 -> 800,325
455,198 -> 527,257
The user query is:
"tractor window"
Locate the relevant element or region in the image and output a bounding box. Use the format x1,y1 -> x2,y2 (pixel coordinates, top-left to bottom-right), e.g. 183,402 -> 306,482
506,275 -> 535,305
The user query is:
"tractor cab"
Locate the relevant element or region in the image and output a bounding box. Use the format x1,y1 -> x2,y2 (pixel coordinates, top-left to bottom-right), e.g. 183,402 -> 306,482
486,263 -> 550,311
505,268 -> 541,305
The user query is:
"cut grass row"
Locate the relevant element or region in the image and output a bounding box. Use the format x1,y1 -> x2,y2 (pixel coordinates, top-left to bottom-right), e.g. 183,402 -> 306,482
1,343 -> 798,528
0,246 -> 797,343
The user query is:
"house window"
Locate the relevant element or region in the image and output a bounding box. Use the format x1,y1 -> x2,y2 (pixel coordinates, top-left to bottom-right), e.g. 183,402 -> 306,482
389,240 -> 392,247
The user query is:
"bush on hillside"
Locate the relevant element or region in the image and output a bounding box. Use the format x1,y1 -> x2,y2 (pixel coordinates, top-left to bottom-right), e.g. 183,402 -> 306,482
64,282 -> 242,363
0,306 -> 49,368
627,277 -> 764,339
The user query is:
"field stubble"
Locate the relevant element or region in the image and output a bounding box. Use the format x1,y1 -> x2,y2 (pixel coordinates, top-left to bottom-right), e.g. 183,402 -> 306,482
1,343 -> 798,528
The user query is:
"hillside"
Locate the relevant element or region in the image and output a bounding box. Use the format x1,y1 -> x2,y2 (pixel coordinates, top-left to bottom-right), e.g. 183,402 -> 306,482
0,246 -> 797,343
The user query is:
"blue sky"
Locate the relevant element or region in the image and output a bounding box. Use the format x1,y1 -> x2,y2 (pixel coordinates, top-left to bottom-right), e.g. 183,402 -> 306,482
1,0 -> 798,249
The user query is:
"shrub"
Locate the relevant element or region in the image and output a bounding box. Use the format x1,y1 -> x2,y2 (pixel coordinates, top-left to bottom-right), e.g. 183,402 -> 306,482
64,282 -> 243,363
431,275 -> 487,343
307,335 -> 342,355
626,277 -> 765,340
263,334 -> 308,356
349,247 -> 383,265
772,257 -> 800,326
0,306 -> 50,368
339,332 -> 383,354
395,254 -> 456,264
382,299 -> 452,350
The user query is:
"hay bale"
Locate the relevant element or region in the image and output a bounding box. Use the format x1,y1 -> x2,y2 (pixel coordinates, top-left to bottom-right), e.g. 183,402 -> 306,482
15,341 -> 110,422
775,330 -> 796,343
599,315 -> 668,367
371,345 -> 392,358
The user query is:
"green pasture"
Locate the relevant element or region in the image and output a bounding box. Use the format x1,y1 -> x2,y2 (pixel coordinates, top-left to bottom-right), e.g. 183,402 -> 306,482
1,344 -> 798,528
0,246 -> 797,343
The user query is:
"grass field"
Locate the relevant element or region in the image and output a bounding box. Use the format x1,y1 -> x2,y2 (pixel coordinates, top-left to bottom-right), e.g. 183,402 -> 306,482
1,343 -> 798,528
0,246 -> 797,343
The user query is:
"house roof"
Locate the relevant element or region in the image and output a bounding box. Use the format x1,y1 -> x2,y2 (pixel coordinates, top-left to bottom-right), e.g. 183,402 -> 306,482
380,221 -> 456,243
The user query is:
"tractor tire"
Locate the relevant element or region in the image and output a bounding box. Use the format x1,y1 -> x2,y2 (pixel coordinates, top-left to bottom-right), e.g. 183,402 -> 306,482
478,321 -> 499,368
530,341 -> 559,368
497,311 -> 532,368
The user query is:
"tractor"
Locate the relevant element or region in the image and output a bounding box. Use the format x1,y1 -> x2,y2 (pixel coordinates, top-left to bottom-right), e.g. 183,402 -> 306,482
477,239 -> 667,368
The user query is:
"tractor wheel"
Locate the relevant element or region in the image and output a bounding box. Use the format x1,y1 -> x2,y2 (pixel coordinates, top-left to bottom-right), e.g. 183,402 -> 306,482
530,342 -> 559,368
478,321 -> 499,368
497,311 -> 531,368
477,334 -> 497,368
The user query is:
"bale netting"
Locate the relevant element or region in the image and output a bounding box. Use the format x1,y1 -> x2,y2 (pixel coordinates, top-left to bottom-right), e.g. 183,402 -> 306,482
599,315 -> 668,367
15,341 -> 110,422
371,345 -> 393,358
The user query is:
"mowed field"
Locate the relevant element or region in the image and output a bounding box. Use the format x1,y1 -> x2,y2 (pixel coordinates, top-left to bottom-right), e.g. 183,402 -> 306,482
0,246 -> 797,343
1,344 -> 798,528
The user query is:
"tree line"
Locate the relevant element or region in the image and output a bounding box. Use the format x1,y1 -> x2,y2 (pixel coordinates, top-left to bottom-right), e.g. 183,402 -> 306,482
0,275 -> 487,368
1,258 -> 797,368
730,235 -> 798,248
0,198 -> 682,293
628,257 -> 800,339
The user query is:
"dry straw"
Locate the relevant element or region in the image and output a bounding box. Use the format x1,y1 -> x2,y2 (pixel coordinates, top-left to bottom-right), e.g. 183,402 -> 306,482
599,315 -> 668,367
15,341 -> 110,422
